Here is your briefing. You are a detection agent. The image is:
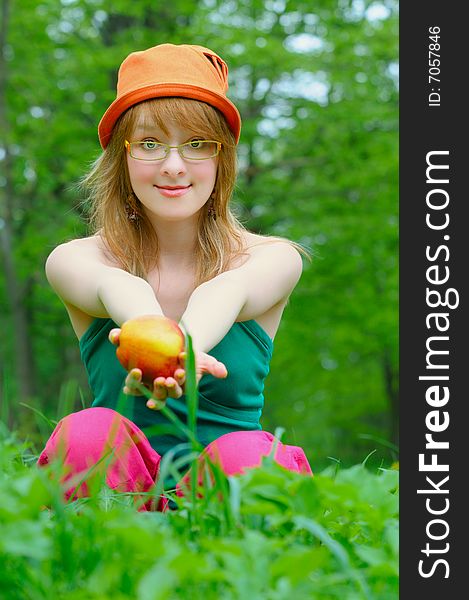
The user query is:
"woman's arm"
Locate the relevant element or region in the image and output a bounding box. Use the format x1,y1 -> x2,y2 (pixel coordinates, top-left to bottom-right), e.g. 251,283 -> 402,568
124,241 -> 303,404
45,239 -> 164,324
180,241 -> 303,352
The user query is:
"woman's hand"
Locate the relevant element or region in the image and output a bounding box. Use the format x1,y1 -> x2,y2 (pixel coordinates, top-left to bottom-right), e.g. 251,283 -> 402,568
109,328 -> 227,409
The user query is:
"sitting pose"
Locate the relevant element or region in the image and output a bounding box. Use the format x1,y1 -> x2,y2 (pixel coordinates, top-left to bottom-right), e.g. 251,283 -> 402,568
39,43 -> 312,510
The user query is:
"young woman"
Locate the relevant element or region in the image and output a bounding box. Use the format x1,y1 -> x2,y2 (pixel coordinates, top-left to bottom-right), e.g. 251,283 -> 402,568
39,43 -> 312,510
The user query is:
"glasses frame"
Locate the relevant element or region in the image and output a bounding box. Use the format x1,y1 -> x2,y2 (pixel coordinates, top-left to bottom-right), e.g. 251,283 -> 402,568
124,139 -> 222,161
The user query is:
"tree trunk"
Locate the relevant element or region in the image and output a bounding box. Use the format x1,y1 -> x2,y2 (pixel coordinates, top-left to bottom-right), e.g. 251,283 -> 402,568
0,0 -> 37,401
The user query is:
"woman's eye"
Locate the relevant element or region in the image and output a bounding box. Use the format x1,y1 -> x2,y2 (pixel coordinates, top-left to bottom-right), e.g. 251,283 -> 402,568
142,140 -> 158,150
189,140 -> 204,148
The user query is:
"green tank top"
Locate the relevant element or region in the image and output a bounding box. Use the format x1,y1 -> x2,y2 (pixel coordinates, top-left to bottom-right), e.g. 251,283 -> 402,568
79,317 -> 273,486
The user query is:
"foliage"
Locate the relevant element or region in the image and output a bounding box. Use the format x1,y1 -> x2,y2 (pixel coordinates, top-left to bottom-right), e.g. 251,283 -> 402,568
0,338 -> 398,598
0,423 -> 399,600
0,0 -> 399,469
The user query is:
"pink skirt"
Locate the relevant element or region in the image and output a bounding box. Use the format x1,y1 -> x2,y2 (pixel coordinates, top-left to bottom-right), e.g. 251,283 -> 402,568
38,407 -> 313,512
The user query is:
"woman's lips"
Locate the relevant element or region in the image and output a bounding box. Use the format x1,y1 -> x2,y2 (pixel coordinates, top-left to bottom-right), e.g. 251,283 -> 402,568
155,185 -> 192,198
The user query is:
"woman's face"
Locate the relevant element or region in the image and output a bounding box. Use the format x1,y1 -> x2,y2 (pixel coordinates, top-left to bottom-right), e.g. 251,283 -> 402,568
126,120 -> 218,223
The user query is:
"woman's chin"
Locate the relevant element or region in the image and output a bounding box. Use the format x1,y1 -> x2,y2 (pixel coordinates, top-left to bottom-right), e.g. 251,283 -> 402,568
143,206 -> 204,223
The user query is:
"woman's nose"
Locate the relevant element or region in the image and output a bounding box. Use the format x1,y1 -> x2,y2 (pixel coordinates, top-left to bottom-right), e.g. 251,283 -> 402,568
159,148 -> 187,176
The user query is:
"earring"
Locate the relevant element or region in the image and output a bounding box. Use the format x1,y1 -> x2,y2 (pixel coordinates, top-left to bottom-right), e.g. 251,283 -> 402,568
126,194 -> 139,223
208,195 -> 217,220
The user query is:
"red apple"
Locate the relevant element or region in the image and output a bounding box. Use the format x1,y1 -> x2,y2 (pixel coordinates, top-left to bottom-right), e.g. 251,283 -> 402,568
115,315 -> 185,384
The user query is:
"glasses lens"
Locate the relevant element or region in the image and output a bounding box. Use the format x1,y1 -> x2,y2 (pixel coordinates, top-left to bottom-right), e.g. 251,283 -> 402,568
131,141 -> 166,160
181,141 -> 218,160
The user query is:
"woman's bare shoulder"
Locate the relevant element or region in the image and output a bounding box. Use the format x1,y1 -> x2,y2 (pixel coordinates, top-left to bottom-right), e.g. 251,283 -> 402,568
228,231 -> 299,270
48,234 -> 119,267
45,235 -> 124,339
241,231 -> 297,253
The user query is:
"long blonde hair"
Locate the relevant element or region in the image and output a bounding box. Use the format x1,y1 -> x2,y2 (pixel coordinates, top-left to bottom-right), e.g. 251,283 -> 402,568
82,97 -> 310,286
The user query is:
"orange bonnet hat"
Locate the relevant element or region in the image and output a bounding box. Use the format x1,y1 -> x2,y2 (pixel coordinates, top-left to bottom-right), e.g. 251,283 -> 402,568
98,43 -> 241,149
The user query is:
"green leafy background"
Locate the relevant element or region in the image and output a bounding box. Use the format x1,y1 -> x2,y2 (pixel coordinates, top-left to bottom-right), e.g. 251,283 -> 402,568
0,424 -> 399,599
0,0 -> 398,472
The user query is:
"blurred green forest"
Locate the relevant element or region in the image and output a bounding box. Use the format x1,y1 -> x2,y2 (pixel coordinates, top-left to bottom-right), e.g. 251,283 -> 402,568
0,0 -> 398,471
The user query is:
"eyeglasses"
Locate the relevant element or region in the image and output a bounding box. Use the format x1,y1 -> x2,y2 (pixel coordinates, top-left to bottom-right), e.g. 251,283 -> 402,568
124,139 -> 222,161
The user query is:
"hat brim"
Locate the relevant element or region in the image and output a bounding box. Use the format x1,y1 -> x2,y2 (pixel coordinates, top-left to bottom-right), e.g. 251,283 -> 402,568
98,83 -> 241,148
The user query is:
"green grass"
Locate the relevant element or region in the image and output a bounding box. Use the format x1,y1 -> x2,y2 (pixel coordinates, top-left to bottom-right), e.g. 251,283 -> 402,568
0,333 -> 398,599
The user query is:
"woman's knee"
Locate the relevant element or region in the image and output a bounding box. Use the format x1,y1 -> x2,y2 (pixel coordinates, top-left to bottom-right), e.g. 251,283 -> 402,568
37,407 -> 127,467
176,429 -> 313,497
204,430 -> 313,476
37,407 -> 162,506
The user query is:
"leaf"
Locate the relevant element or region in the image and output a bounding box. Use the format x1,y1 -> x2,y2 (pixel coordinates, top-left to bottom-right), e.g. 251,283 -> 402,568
0,520 -> 51,560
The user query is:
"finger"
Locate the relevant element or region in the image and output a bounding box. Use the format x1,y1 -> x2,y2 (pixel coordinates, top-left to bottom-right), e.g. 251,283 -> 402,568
164,377 -> 183,399
178,351 -> 187,367
152,377 -> 168,400
125,368 -> 142,387
123,384 -> 145,396
146,398 -> 166,411
129,368 -> 142,381
208,359 -> 228,379
108,328 -> 121,346
174,368 -> 186,386
123,369 -> 143,395
169,383 -> 183,398
198,356 -> 227,377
